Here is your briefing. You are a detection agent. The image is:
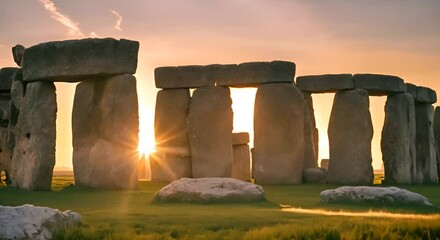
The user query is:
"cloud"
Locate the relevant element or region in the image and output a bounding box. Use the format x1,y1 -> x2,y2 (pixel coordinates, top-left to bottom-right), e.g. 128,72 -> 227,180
90,32 -> 100,38
110,9 -> 123,31
39,0 -> 84,37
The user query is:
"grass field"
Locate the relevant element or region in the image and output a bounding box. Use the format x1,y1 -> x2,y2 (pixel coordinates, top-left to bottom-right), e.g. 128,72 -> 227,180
1,175 -> 440,239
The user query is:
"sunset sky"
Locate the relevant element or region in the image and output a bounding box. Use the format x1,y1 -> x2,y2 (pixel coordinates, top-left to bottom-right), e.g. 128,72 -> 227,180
0,0 -> 439,170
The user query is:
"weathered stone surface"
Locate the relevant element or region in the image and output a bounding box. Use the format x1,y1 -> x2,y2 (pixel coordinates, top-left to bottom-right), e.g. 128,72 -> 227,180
12,44 -> 25,67
253,83 -> 305,184
218,61 -> 296,87
155,61 -> 295,88
381,93 -> 416,184
321,186 -> 433,206
0,67 -> 17,93
303,92 -> 317,169
155,64 -> 233,89
232,132 -> 249,145
11,82 -> 56,191
86,139 -> 139,189
189,86 -> 233,178
434,107 -> 440,181
152,178 -> 266,203
303,168 -> 328,184
406,84 -> 437,103
417,86 -> 437,104
415,103 -> 437,183
354,74 -> 406,96
73,74 -> 139,189
22,38 -> 139,81
232,144 -> 251,181
150,152 -> 192,182
0,204 -> 82,240
297,74 -> 354,93
154,89 -> 190,156
327,89 -> 374,185
11,80 -> 25,110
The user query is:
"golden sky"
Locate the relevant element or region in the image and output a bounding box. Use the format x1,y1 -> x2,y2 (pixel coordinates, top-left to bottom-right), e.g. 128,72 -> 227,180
0,0 -> 439,170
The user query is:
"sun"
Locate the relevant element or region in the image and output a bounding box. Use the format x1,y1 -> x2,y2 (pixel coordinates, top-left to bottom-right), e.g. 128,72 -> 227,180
138,105 -> 156,156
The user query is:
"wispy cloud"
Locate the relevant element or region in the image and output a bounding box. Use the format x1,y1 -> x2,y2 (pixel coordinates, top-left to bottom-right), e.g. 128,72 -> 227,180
110,9 -> 123,31
39,0 -> 84,37
90,32 -> 101,38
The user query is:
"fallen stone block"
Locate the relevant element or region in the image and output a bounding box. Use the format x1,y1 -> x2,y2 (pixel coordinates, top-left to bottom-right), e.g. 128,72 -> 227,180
22,38 -> 139,81
232,132 -> 249,145
0,204 -> 82,240
321,186 -> 433,206
296,74 -> 354,93
354,74 -> 406,96
152,178 -> 266,203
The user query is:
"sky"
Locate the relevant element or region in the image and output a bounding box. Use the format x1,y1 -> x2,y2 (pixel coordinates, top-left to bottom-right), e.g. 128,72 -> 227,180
0,0 -> 439,170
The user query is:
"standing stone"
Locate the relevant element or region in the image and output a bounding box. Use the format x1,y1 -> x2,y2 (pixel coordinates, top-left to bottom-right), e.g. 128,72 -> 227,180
302,92 -> 317,169
188,86 -> 233,178
11,80 -> 25,110
415,103 -> 437,183
434,107 -> 440,180
73,74 -> 139,189
232,144 -> 251,181
327,89 -> 374,185
381,93 -> 416,184
154,89 -> 191,156
11,82 -> 57,191
150,152 -> 192,182
253,83 -> 305,184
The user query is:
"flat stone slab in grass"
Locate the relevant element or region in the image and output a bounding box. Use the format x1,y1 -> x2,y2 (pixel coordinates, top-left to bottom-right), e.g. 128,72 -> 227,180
354,74 -> 406,96
232,132 -> 250,145
0,67 -> 18,93
153,178 -> 266,203
296,74 -> 354,93
320,186 -> 433,206
155,61 -> 295,88
22,38 -> 139,81
0,204 -> 82,240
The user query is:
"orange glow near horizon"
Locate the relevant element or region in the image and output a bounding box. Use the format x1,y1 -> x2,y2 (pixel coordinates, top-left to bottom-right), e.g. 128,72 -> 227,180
230,88 -> 257,139
137,104 -> 156,156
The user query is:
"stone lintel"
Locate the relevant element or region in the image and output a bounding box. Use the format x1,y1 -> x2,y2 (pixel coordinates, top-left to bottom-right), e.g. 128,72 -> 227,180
22,38 -> 139,82
155,61 -> 295,89
354,74 -> 406,96
296,74 -> 354,93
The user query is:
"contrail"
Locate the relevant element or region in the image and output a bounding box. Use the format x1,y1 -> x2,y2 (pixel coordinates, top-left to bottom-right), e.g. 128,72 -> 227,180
110,9 -> 123,31
39,0 -> 84,37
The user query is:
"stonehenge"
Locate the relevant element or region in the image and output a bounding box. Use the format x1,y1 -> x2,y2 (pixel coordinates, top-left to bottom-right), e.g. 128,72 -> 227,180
1,38 -> 141,190
1,36 -> 439,189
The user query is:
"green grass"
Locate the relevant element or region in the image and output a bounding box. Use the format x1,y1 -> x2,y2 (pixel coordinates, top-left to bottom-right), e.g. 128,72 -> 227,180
1,176 -> 440,239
